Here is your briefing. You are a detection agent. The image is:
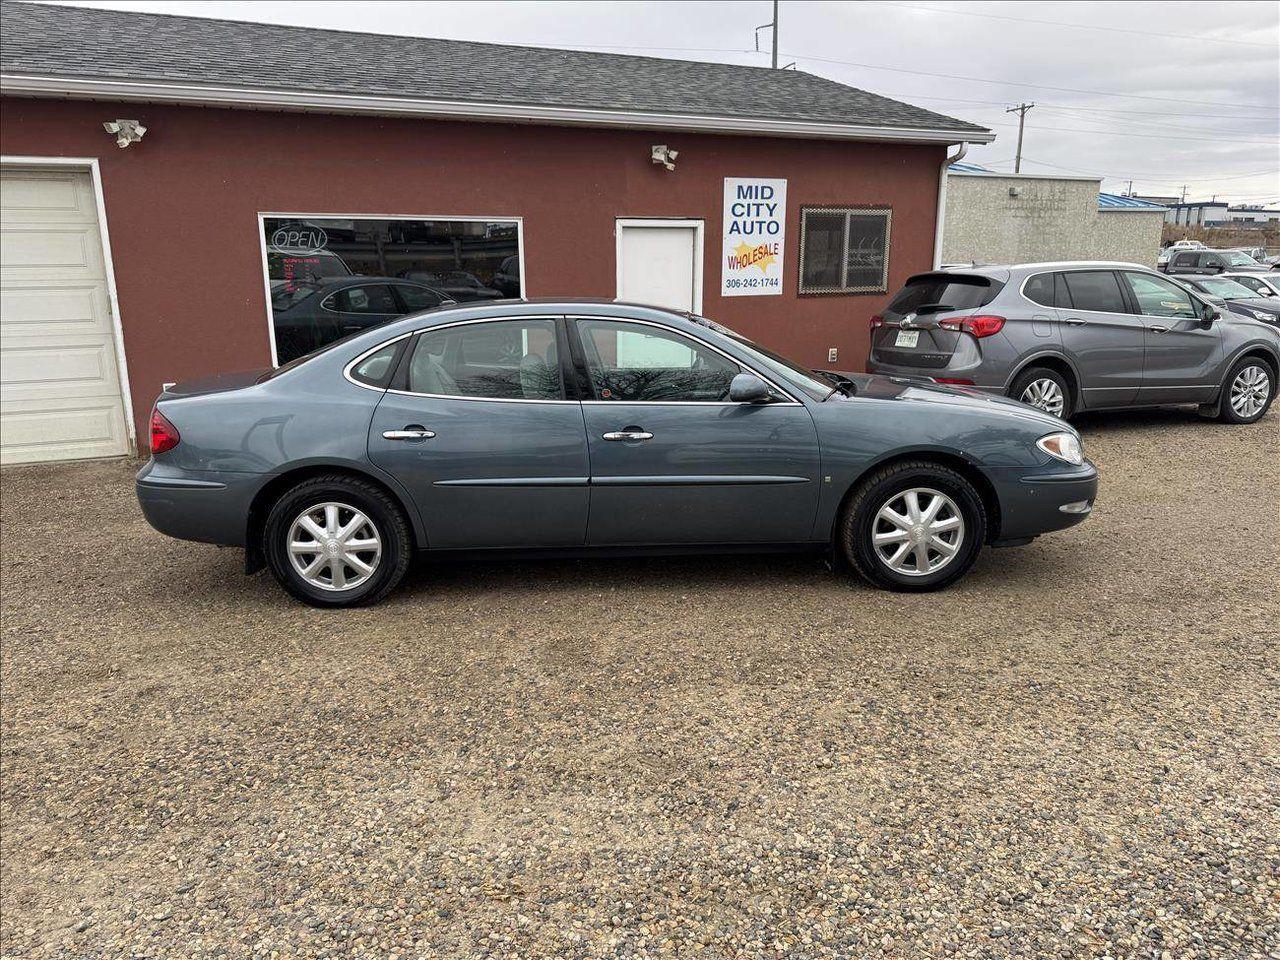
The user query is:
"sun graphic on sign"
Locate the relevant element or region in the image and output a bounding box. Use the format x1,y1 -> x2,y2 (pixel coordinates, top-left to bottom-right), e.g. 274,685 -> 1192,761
734,241 -> 776,274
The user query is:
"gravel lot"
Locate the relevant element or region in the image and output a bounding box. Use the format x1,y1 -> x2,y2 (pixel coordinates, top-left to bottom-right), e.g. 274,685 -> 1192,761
2,407 -> 1277,959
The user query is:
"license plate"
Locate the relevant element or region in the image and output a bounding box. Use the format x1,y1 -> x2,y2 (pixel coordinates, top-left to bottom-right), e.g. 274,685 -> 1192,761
895,330 -> 920,348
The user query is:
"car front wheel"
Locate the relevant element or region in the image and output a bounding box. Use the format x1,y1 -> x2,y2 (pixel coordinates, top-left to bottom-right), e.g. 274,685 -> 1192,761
839,461 -> 986,592
263,475 -> 412,607
1218,357 -> 1274,424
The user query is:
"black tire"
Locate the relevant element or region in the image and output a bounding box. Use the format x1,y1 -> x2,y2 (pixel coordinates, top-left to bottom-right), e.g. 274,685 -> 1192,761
838,461 -> 986,592
1008,366 -> 1073,420
1216,356 -> 1275,424
263,474 -> 412,607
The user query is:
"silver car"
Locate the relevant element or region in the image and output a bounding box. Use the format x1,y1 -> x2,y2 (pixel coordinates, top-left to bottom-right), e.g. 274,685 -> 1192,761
866,262 -> 1279,423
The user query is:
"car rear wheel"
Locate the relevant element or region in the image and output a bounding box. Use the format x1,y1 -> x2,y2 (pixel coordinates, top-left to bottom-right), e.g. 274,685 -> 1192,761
1218,357 -> 1275,424
839,461 -> 986,592
263,475 -> 411,607
1009,366 -> 1072,419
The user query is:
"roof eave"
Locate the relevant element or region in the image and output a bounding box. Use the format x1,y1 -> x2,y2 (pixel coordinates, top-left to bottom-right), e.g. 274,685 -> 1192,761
0,73 -> 996,144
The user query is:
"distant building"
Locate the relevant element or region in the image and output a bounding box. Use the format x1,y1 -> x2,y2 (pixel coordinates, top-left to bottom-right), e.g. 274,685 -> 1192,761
1164,201 -> 1230,226
942,163 -> 1166,266
1163,202 -> 1280,227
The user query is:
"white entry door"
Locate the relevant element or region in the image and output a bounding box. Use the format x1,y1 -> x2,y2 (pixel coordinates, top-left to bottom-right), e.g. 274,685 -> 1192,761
1,167 -> 130,464
616,219 -> 703,314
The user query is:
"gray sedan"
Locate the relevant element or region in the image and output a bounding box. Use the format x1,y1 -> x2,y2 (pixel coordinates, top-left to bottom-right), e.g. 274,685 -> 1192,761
867,262 -> 1279,423
138,301 -> 1098,607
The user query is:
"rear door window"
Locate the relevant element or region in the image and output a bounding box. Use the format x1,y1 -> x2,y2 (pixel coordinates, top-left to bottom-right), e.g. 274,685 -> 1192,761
1063,271 -> 1130,314
407,318 -> 563,400
886,275 -> 999,315
326,284 -> 400,314
1172,253 -> 1198,269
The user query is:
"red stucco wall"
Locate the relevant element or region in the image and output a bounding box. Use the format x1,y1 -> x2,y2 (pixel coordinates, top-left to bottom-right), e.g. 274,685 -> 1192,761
1,97 -> 945,445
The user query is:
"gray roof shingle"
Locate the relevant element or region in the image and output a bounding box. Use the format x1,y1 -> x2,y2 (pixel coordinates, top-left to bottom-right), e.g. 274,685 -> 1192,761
0,0 -> 990,139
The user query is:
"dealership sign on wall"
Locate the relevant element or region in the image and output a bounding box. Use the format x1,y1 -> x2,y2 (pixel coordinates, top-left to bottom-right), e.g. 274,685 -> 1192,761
721,178 -> 787,297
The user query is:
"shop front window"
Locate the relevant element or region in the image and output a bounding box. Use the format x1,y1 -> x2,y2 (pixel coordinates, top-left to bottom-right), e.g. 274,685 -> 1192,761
261,215 -> 522,363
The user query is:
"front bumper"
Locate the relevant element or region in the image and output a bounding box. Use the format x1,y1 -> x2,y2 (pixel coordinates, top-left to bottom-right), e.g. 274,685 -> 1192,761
136,460 -> 259,546
994,461 -> 1100,542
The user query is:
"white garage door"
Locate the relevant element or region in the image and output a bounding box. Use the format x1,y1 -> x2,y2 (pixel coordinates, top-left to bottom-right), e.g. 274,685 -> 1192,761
1,167 -> 130,464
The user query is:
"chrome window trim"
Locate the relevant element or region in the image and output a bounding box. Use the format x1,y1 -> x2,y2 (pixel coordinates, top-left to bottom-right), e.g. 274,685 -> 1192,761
568,315 -> 803,405
343,315 -> 573,402
344,313 -> 806,405
1033,268 -> 1140,318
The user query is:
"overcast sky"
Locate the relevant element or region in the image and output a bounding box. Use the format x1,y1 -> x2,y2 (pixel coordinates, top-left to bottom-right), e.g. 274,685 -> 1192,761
45,0 -> 1280,205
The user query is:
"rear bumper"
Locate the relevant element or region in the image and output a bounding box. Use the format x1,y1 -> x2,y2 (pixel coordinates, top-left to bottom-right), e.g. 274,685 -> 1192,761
995,462 -> 1100,541
136,461 -> 258,546
866,358 -> 1007,393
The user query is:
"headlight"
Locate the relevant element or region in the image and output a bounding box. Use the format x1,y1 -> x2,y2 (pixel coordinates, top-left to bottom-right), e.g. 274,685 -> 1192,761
1037,432 -> 1083,466
1251,310 -> 1274,322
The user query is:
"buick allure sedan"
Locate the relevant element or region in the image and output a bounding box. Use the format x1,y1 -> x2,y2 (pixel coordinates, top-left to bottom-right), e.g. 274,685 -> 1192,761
138,301 -> 1098,607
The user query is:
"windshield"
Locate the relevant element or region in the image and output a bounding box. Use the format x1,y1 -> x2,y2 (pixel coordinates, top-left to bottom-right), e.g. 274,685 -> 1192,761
1196,278 -> 1260,300
687,314 -> 835,400
1223,251 -> 1260,266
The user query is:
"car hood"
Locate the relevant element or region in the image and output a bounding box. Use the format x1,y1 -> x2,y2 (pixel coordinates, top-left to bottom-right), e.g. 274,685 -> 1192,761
830,372 -> 1070,430
1225,297 -> 1280,315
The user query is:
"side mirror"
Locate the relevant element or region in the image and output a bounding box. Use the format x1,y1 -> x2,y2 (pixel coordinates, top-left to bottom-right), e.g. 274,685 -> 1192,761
729,372 -> 772,403
1209,263 -> 1224,273
1200,304 -> 1220,326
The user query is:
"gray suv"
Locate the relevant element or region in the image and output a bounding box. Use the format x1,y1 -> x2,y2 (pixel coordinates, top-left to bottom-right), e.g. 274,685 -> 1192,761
866,262 -> 1279,423
1161,248 -> 1269,275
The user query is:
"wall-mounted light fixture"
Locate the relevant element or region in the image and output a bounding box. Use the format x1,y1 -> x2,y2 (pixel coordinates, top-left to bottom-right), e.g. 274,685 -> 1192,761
103,119 -> 146,148
651,144 -> 678,172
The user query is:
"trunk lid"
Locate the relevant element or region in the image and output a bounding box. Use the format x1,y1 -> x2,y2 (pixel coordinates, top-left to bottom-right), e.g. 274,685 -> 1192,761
161,369 -> 270,399
872,272 -> 1004,369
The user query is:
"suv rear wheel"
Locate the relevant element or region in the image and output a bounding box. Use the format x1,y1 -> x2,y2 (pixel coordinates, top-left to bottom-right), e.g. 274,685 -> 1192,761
1009,366 -> 1072,419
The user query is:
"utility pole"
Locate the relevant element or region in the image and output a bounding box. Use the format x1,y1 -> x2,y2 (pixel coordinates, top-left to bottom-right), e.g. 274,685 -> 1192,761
772,0 -> 778,69
1127,179 -> 1134,197
754,2 -> 779,67
1180,185 -> 1187,203
1005,102 -> 1034,174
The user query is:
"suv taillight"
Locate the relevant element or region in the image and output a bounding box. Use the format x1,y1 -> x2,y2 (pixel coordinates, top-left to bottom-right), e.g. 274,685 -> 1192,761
869,314 -> 885,329
150,408 -> 180,455
940,314 -> 1005,338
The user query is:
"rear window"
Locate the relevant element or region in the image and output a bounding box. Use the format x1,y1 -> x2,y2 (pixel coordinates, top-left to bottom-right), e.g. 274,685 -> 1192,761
886,275 -> 1000,314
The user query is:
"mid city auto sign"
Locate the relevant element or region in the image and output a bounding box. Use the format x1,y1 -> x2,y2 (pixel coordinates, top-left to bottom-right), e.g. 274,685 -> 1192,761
721,177 -> 787,297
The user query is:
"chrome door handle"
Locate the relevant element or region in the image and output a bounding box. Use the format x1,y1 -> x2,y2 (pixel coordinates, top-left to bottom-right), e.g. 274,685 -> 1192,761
383,428 -> 436,440
1064,317 -> 1087,326
602,430 -> 653,441
1148,325 -> 1170,333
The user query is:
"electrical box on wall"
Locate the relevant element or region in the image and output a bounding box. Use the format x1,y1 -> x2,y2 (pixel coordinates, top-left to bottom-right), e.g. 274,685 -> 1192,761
828,348 -> 838,363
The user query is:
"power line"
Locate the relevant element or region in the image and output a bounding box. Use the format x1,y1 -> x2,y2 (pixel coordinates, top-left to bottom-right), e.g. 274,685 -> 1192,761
982,119 -> 1279,145
901,94 -> 1276,123
1016,157 -> 1280,184
866,1 -> 1279,48
783,51 -> 1273,110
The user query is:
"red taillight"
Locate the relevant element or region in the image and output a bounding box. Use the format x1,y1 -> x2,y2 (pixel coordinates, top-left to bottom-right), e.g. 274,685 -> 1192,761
150,408 -> 180,455
940,314 -> 1006,338
869,314 -> 885,329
